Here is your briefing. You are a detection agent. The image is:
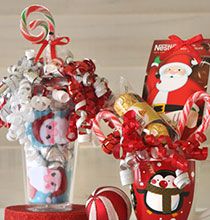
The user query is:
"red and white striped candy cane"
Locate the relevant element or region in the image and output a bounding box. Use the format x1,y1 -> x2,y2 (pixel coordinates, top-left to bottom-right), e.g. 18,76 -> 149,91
92,110 -> 122,143
177,91 -> 210,137
20,5 -> 55,44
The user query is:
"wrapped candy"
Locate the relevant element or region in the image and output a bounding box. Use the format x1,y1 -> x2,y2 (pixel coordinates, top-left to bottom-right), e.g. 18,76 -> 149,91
114,92 -> 178,140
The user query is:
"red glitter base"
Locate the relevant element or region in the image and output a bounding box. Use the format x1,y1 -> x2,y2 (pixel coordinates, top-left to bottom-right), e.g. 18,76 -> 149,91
5,204 -> 88,220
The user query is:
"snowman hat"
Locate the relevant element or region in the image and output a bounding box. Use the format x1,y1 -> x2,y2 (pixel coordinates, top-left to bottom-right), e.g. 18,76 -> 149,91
159,53 -> 198,76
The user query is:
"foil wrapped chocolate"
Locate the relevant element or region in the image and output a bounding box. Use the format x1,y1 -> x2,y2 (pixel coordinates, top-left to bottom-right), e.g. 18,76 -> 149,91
114,93 -> 178,140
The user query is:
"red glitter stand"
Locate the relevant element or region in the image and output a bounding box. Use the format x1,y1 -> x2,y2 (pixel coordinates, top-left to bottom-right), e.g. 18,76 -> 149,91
5,204 -> 88,220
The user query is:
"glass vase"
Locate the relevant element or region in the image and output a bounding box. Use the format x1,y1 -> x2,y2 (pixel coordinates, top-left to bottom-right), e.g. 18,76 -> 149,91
21,108 -> 77,212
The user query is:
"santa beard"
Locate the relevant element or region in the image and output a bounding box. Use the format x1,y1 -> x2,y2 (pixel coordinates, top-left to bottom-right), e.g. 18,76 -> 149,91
156,73 -> 188,92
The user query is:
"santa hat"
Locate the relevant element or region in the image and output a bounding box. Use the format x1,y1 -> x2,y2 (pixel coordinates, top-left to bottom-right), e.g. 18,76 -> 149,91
32,112 -> 54,144
159,53 -> 198,76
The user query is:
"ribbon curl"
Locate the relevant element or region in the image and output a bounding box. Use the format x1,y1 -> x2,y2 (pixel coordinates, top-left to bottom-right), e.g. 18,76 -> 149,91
101,110 -> 208,171
64,60 -> 112,143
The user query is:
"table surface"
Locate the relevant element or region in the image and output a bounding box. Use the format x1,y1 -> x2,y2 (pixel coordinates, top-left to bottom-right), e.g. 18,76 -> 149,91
1,208 -> 210,220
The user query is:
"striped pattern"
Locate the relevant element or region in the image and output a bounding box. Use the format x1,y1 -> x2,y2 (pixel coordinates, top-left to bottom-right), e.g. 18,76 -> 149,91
177,91 -> 210,137
92,110 -> 122,143
20,5 -> 55,44
86,186 -> 131,220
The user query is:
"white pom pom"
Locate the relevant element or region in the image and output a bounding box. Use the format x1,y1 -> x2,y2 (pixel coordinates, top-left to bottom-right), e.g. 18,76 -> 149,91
191,58 -> 198,66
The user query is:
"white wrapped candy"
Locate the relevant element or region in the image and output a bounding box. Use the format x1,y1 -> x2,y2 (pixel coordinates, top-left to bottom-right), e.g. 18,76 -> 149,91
24,145 -> 46,167
24,70 -> 41,84
18,79 -> 32,99
52,89 -> 70,103
6,130 -> 17,141
2,74 -> 21,93
31,96 -> 51,111
25,49 -> 35,60
93,77 -> 107,98
174,169 -> 191,189
119,159 -> 134,186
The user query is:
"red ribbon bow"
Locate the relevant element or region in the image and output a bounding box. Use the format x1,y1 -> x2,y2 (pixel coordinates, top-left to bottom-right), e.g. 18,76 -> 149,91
160,34 -> 204,63
35,36 -> 70,63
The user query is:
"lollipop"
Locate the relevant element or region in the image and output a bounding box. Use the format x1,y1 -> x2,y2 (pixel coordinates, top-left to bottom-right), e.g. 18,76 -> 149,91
20,5 -> 70,62
20,5 -> 55,44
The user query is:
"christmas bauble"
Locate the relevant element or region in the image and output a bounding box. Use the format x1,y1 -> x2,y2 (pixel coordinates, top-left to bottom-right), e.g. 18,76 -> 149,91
86,186 -> 131,220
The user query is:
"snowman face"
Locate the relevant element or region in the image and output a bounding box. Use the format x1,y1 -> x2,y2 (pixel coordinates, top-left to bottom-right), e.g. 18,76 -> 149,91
40,117 -> 68,145
44,169 -> 62,193
151,174 -> 176,189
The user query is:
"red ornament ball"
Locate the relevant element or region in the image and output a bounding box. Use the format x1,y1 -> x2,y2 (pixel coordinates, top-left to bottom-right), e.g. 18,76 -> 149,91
86,186 -> 132,220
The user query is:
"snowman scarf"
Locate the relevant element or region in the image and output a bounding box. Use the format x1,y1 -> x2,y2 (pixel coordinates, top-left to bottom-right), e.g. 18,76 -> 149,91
146,183 -> 183,214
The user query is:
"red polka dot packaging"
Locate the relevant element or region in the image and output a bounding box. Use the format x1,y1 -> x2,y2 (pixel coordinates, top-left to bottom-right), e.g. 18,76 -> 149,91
86,186 -> 132,220
131,160 -> 195,220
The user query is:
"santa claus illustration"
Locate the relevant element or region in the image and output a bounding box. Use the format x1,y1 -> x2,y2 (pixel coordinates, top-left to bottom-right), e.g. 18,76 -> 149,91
146,52 -> 204,128
26,110 -> 69,148
28,166 -> 67,204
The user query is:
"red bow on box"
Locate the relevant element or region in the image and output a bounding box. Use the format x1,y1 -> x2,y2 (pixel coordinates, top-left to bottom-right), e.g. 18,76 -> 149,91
160,34 -> 204,63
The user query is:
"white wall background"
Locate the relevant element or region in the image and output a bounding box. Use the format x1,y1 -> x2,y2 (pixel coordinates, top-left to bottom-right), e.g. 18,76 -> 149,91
0,0 -> 210,219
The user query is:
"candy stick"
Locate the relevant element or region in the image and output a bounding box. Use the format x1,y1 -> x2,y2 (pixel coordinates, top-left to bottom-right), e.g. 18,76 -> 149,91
92,110 -> 122,143
20,5 -> 55,44
177,91 -> 210,137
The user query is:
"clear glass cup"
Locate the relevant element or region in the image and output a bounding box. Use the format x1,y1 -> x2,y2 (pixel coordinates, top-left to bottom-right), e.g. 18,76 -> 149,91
22,108 -> 77,211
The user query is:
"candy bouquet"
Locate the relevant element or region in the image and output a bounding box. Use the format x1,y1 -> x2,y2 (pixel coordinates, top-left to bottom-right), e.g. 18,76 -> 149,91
92,35 -> 210,220
0,5 -> 112,210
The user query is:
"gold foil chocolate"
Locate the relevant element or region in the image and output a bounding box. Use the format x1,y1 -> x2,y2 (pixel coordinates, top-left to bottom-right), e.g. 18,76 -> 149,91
114,93 -> 177,139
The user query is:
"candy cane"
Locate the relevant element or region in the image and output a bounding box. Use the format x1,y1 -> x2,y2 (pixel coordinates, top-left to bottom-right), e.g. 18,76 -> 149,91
92,110 -> 122,143
177,91 -> 210,137
20,5 -> 55,44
